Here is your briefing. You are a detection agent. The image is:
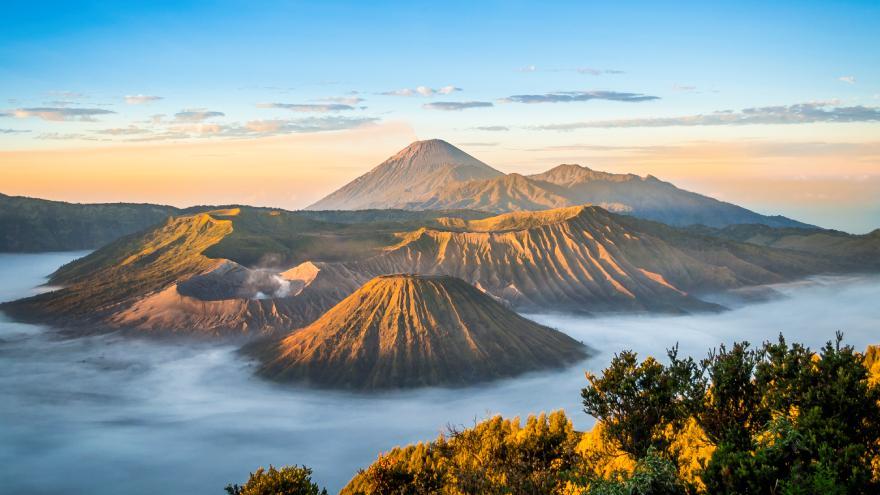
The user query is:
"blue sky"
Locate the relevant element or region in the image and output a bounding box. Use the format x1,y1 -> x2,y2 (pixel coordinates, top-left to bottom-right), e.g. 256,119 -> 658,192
3,0 -> 878,134
1,1 -> 879,231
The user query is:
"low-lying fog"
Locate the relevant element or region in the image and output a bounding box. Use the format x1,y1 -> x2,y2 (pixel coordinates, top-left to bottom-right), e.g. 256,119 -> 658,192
1,252 -> 878,494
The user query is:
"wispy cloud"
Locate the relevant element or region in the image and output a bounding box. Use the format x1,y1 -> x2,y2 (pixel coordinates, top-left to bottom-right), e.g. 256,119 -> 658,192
672,84 -> 698,93
459,142 -> 498,147
839,75 -> 856,84
48,90 -> 85,99
517,65 -> 625,75
500,90 -> 659,104
316,96 -> 365,105
94,126 -> 151,135
239,116 -> 377,135
0,128 -> 30,134
530,102 -> 880,130
381,85 -> 461,97
527,140 -> 880,163
473,125 -> 510,131
7,107 -> 115,122
168,123 -> 227,135
576,67 -> 625,75
125,94 -> 163,104
125,116 -> 378,142
125,131 -> 190,142
256,102 -> 356,112
173,109 -> 225,122
35,132 -> 100,141
423,101 -> 493,111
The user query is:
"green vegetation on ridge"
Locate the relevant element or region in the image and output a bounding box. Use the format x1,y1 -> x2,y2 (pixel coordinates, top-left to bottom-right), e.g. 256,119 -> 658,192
0,192 -> 178,252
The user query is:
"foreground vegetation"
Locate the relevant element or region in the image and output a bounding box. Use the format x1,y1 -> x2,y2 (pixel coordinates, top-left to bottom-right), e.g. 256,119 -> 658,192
228,334 -> 880,494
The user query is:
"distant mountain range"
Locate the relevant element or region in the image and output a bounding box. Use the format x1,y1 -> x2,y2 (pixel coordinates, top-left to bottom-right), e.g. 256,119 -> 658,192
308,139 -> 813,229
0,139 -> 822,254
249,274 -> 589,389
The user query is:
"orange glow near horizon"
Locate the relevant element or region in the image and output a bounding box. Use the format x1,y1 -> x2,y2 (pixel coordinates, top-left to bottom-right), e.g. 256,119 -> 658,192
1,122 -> 418,208
2,126 -> 879,232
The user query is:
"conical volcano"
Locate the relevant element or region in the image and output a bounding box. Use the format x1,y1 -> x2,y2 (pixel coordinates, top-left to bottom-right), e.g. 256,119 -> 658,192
306,139 -> 502,210
252,274 -> 589,389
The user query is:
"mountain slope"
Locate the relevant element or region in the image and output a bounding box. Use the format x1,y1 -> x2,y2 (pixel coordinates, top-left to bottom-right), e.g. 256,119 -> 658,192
3,210 -> 236,324
250,274 -> 589,389
293,206 -> 836,315
412,163 -> 812,228
0,192 -> 179,252
529,164 -> 811,228
4,205 -> 864,336
306,139 -> 503,210
1,207 -> 488,335
418,173 -> 573,212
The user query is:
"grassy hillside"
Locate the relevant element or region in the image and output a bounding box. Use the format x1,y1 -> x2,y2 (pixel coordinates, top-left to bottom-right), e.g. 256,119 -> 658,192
5,210 -> 234,321
0,192 -> 178,252
1,207 -> 493,332
202,208 -> 491,267
688,223 -> 880,268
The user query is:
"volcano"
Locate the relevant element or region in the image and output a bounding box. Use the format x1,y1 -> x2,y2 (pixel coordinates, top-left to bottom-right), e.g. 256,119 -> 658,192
251,274 -> 589,389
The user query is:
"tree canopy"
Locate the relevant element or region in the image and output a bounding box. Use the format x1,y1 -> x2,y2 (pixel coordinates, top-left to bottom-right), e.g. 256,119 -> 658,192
228,334 -> 880,494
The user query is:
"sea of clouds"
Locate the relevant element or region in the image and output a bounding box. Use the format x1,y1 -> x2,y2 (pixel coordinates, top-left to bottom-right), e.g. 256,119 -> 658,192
1,252 -> 878,493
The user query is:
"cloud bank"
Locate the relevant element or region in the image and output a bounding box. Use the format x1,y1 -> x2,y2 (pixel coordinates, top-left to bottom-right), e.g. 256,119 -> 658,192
532,102 -> 880,130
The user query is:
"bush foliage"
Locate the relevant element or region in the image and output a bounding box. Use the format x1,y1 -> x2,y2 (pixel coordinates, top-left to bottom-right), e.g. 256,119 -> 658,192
225,465 -> 327,495
230,334 -> 880,494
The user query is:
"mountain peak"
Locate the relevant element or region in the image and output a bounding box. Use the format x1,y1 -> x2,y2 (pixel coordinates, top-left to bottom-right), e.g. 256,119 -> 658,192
547,163 -> 593,173
306,139 -> 501,211
399,138 -> 456,152
383,139 -> 494,173
251,274 -> 588,389
530,164 -> 639,186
